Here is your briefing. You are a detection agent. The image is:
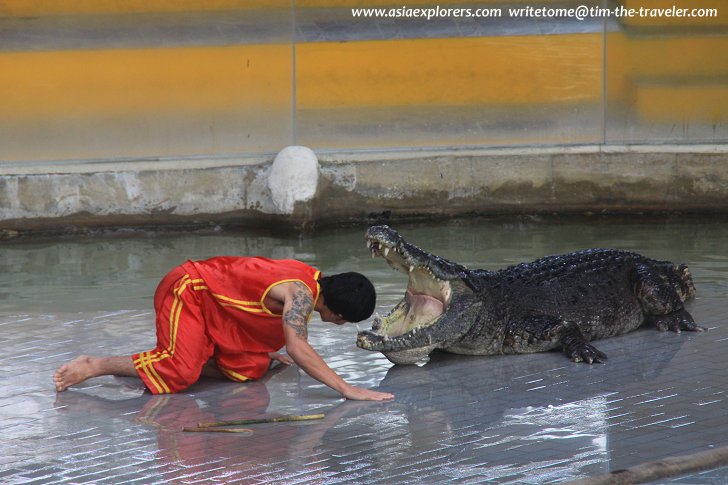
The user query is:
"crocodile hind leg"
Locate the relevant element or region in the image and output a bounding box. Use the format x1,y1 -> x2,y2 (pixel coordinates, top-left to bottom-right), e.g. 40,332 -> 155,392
633,264 -> 705,333
645,310 -> 705,333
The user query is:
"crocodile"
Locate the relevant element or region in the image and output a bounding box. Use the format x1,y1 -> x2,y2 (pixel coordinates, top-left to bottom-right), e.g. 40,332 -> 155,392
356,225 -> 703,365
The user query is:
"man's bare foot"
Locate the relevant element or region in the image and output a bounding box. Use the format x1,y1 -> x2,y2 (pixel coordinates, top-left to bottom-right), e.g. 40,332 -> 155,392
54,355 -> 97,392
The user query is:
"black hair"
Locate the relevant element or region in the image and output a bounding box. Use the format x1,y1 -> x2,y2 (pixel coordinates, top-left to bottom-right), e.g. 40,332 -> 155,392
319,272 -> 376,322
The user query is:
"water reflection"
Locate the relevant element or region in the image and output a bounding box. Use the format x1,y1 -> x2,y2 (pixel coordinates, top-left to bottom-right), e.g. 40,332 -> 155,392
2,218 -> 724,484
53,375 -> 392,482
1,217 -> 726,313
361,328 -> 688,481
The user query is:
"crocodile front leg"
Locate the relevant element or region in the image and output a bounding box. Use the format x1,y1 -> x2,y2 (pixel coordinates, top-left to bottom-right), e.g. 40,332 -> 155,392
557,320 -> 608,363
508,315 -> 608,364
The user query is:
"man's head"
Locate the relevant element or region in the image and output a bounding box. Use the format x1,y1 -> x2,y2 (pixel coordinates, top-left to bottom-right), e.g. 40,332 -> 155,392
319,272 -> 376,323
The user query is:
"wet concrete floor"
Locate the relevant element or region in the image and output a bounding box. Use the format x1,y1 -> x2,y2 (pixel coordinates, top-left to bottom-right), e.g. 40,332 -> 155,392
1,299 -> 727,484
1,219 -> 728,483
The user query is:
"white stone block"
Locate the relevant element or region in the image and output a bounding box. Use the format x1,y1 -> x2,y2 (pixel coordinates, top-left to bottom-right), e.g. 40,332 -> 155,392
268,145 -> 319,214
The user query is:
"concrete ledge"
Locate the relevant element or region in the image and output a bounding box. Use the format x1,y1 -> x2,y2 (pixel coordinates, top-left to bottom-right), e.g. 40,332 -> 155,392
312,144 -> 728,223
1,144 -> 727,238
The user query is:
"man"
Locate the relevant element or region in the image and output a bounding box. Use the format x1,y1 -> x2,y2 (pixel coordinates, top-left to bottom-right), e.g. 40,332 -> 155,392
53,256 -> 394,401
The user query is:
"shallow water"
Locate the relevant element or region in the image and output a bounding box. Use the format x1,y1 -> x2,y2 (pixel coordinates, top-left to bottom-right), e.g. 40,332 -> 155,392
3,217 -> 728,484
1,216 -> 727,314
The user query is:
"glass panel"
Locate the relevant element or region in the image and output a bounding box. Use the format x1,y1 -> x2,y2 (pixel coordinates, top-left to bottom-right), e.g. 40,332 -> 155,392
295,0 -> 606,150
0,2 -> 294,162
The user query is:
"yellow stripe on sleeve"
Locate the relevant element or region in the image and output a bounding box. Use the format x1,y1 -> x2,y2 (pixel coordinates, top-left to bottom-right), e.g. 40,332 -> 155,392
259,279 -> 316,316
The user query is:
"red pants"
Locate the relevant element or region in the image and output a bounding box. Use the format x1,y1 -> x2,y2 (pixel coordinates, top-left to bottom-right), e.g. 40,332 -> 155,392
133,266 -> 271,394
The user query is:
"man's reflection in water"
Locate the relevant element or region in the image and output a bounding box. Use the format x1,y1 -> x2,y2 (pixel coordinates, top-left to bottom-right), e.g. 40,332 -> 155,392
53,369 -> 388,471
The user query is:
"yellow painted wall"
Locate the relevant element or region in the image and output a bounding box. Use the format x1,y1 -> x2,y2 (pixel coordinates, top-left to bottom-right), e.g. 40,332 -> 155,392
0,1 -> 726,160
297,35 -> 603,109
4,33 -> 721,117
606,33 -> 728,122
0,45 -> 291,120
0,34 -> 604,122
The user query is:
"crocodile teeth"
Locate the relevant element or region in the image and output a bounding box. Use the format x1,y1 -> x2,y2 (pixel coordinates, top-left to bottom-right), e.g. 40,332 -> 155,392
367,240 -> 372,248
409,265 -> 414,272
384,247 -> 390,257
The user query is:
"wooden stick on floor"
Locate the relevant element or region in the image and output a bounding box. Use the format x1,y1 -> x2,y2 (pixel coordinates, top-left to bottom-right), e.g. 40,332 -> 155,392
193,413 -> 326,429
567,444 -> 728,485
182,427 -> 253,433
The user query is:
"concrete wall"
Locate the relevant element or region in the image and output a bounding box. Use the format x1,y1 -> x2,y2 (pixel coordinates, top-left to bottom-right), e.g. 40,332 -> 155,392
2,145 -> 726,238
1,1 -> 727,235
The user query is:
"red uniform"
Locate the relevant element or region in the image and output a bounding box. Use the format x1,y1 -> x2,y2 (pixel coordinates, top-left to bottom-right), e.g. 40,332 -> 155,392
133,257 -> 321,394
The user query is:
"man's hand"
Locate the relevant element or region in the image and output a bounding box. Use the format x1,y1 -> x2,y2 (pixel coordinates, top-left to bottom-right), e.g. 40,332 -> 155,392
273,281 -> 395,401
341,384 -> 394,401
268,352 -> 294,366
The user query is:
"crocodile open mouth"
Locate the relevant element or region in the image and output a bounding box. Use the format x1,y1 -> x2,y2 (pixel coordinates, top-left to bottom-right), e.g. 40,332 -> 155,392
357,225 -> 474,365
366,236 -> 452,337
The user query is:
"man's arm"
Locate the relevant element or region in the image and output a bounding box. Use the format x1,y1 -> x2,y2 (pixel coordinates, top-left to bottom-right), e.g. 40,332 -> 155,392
275,282 -> 393,401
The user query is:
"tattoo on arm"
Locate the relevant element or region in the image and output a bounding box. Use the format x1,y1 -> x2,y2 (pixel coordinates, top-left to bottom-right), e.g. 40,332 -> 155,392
283,282 -> 313,340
